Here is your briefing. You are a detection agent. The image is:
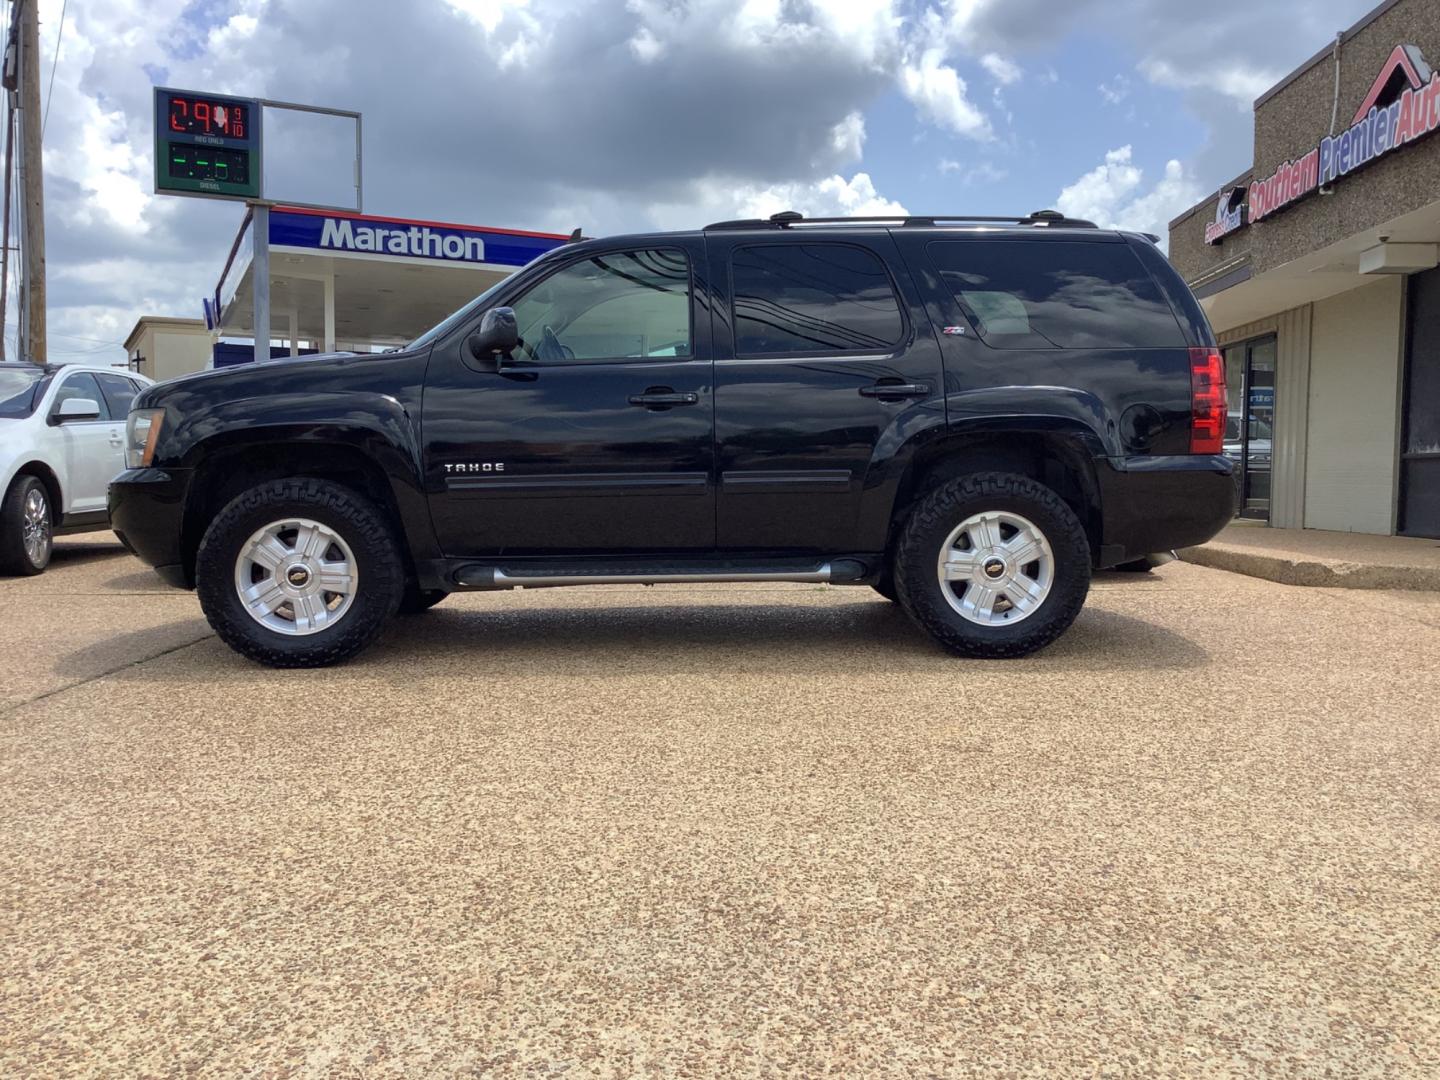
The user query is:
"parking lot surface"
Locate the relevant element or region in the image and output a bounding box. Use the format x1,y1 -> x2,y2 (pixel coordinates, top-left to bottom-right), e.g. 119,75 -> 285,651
3,536 -> 1438,1077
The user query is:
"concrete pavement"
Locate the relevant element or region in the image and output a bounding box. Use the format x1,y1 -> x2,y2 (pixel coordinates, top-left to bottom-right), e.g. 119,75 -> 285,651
1180,522 -> 1440,591
2,536 -> 1438,1076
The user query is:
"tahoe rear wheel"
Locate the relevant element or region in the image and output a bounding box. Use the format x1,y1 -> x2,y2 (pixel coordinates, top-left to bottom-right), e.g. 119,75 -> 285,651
893,472 -> 1091,658
195,478 -> 404,668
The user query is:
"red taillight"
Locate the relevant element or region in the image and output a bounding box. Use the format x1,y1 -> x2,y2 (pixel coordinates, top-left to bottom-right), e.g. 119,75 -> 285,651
1189,347 -> 1226,454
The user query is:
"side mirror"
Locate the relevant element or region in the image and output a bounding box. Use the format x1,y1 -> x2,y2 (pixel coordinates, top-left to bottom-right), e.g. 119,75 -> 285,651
466,307 -> 519,369
53,397 -> 102,423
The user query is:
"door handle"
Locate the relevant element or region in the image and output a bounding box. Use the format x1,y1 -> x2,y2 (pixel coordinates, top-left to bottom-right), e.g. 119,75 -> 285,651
628,389 -> 699,408
859,382 -> 930,400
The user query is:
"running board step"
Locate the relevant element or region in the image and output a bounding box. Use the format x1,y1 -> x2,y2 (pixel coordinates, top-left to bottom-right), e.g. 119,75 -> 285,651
453,558 -> 868,589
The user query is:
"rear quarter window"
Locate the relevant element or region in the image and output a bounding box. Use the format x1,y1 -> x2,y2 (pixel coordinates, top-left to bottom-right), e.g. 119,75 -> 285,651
927,239 -> 1184,349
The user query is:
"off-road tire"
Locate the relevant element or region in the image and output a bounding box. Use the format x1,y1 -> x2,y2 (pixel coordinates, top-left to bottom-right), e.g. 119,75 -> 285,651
398,586 -> 448,614
0,475 -> 53,576
195,478 -> 405,667
893,472 -> 1091,658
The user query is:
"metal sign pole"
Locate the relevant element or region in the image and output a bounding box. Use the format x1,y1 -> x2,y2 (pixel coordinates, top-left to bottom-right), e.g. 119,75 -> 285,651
251,203 -> 270,364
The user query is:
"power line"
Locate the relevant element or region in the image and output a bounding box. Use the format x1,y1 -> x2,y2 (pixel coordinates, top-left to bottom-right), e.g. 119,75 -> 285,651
40,0 -> 65,139
50,330 -> 123,346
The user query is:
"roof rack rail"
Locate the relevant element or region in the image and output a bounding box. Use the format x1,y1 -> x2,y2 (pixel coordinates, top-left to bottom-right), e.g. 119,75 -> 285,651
702,209 -> 1099,231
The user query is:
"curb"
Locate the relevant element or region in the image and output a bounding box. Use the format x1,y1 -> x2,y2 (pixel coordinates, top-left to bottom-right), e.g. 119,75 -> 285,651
1176,544 -> 1440,591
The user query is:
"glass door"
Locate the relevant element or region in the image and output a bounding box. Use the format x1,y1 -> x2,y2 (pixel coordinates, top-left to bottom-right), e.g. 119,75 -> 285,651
1222,336 -> 1275,521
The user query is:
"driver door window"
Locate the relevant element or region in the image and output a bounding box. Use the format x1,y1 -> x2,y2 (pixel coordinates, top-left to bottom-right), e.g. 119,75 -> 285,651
510,248 -> 691,363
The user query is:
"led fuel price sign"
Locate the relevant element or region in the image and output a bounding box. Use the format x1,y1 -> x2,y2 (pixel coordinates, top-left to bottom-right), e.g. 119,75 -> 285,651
153,88 -> 262,200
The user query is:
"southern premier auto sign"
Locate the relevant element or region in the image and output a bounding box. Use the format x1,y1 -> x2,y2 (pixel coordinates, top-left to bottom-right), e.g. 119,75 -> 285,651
1207,44 -> 1440,240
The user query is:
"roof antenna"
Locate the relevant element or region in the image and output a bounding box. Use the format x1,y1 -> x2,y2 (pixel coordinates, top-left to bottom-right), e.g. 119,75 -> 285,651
568,228 -> 587,242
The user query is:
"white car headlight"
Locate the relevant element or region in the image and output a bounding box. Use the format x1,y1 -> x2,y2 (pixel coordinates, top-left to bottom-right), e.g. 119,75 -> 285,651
125,409 -> 165,468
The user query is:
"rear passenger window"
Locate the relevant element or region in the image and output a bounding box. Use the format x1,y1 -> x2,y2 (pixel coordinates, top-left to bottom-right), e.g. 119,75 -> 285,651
731,243 -> 904,356
927,240 -> 1184,349
94,373 -> 140,418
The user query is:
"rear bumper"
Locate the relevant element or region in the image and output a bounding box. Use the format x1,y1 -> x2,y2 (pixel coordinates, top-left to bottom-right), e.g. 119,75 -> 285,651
108,467 -> 192,589
1095,454 -> 1235,567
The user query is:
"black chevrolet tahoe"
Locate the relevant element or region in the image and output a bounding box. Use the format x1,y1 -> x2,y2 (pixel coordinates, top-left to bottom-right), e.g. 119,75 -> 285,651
110,210 -> 1234,667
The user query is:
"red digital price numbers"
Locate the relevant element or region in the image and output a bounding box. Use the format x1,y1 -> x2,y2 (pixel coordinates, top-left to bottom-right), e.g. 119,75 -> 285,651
167,96 -> 250,139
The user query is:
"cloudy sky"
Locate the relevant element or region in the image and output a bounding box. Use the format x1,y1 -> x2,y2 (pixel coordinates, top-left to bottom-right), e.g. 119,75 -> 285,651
11,0 -> 1379,362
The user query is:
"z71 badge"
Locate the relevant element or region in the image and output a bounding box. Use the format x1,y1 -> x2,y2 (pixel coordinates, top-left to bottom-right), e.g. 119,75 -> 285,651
445,462 -> 505,474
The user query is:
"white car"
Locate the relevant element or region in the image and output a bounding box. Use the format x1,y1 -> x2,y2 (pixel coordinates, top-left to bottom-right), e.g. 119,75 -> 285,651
0,362 -> 154,575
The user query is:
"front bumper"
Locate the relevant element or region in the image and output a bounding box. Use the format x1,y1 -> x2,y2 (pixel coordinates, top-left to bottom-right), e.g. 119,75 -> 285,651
108,467 -> 192,589
1095,454 -> 1236,567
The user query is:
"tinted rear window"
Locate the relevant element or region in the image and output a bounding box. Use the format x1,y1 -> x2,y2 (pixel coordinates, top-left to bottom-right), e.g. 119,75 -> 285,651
95,373 -> 141,418
731,243 -> 904,355
928,240 -> 1184,349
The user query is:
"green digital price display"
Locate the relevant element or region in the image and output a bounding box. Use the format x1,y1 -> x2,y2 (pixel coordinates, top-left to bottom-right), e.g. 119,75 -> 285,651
153,87 -> 262,200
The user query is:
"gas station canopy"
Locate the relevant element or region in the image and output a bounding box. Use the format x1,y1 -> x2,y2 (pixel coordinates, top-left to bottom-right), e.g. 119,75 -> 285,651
212,206 -> 570,350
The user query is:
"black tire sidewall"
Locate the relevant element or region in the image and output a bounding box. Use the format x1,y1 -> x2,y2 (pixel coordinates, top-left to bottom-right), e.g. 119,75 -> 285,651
894,473 -> 1091,658
195,479 -> 404,667
1,475 -> 52,575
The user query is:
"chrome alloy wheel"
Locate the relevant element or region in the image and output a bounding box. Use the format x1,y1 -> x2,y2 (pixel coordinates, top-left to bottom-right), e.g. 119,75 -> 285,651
233,518 -> 358,636
936,510 -> 1054,626
22,486 -> 50,565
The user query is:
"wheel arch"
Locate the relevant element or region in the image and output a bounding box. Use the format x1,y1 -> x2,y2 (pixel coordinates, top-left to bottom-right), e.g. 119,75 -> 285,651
5,459 -> 63,514
887,426 -> 1104,563
178,434 -> 426,588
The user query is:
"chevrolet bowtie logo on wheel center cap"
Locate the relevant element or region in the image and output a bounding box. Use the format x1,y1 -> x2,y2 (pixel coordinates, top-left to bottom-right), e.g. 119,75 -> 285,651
982,557 -> 1006,580
287,565 -> 312,588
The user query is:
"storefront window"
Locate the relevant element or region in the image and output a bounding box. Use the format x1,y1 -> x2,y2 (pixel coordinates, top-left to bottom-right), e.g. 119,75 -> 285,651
1222,336 -> 1275,521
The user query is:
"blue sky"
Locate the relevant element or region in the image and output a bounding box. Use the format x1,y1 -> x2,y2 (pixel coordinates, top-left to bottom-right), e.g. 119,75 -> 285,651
860,32 -> 1213,220
13,0 -> 1380,361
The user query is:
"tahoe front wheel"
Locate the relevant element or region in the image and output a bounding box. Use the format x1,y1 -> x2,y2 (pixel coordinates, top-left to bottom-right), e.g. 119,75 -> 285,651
893,472 -> 1091,658
195,478 -> 404,668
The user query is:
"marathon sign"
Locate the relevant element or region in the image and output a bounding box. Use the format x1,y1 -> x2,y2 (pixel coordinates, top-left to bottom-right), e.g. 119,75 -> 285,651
1214,45 -> 1440,236
268,207 -> 568,268
320,216 -> 487,261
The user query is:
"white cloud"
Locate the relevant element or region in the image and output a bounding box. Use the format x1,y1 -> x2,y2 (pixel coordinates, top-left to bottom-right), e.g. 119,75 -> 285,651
647,171 -> 908,231
898,49 -> 990,139
1055,145 -> 1202,244
443,0 -> 531,34
1098,74 -> 1130,105
1139,58 -> 1276,110
737,172 -> 909,218
629,25 -> 663,62
979,52 -> 1019,85
828,111 -> 867,164
939,159 -> 1007,185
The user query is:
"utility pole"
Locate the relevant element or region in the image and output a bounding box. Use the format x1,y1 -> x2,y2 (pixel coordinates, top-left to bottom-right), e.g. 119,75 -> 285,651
15,0 -> 43,364
0,95 -> 14,361
1,2 -> 17,361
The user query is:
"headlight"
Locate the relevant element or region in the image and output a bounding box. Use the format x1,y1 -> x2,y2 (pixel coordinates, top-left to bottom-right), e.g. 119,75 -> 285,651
125,409 -> 165,468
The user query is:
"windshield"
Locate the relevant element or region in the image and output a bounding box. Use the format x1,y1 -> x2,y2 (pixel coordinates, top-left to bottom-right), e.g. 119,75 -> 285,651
0,367 -> 47,419
403,278 -> 509,352
403,247 -> 569,351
